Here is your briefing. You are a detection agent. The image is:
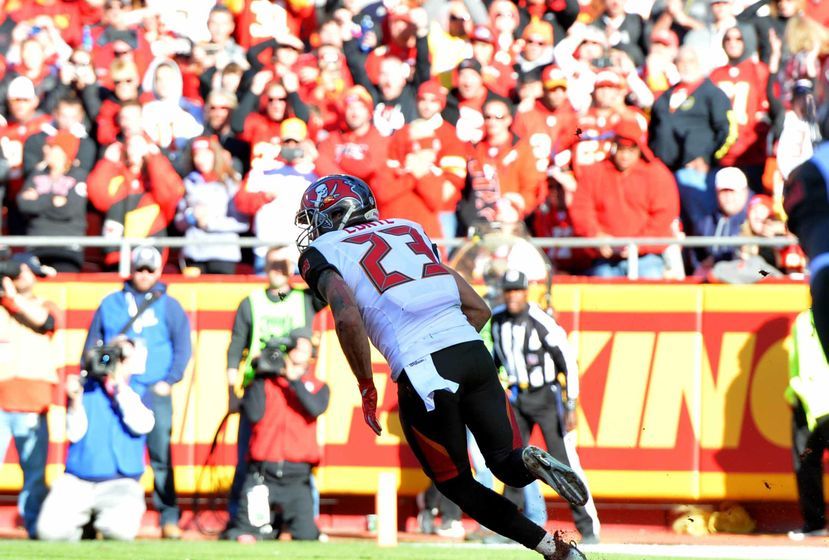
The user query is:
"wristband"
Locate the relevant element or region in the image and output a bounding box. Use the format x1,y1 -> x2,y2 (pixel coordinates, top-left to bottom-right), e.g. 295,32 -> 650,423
564,399 -> 578,411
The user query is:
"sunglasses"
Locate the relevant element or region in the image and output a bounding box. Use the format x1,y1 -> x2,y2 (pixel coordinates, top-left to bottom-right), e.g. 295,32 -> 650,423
134,266 -> 157,273
268,96 -> 287,102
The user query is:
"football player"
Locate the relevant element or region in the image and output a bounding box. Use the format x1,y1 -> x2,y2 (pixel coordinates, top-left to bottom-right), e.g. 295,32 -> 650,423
295,174 -> 589,560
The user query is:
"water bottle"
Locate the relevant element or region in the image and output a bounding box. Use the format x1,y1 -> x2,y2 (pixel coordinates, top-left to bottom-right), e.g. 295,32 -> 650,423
82,25 -> 93,52
359,15 -> 375,53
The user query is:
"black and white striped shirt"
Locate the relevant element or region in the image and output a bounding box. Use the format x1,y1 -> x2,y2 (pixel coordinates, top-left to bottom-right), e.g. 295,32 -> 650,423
490,303 -> 579,399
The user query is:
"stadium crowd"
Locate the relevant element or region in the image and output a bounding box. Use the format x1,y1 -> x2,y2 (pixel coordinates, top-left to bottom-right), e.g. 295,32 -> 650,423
0,0 -> 827,280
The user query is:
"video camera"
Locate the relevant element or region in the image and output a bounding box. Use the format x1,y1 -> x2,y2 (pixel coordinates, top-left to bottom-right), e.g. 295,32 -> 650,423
251,336 -> 294,377
83,344 -> 125,381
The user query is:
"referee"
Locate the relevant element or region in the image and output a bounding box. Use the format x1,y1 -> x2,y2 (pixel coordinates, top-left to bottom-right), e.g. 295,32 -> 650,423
490,270 -> 601,544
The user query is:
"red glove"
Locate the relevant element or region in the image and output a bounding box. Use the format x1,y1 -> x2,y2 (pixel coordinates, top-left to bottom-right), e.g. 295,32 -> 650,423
358,378 -> 382,435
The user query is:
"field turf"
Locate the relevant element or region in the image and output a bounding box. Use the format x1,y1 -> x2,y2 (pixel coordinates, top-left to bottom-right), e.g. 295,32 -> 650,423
0,539 -> 818,560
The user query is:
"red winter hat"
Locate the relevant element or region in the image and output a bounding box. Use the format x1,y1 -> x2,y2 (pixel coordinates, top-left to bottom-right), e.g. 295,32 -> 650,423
417,80 -> 447,108
613,118 -> 652,161
47,131 -> 80,162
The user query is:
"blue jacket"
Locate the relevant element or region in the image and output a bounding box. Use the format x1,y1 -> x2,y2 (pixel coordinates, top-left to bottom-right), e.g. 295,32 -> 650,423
65,380 -> 147,480
83,281 -> 192,395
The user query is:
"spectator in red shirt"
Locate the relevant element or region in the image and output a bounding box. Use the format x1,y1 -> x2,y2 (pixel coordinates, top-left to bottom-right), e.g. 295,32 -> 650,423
0,76 -> 52,233
316,85 -> 389,188
231,70 -> 310,170
375,81 -> 467,240
459,98 -> 546,232
569,119 -> 680,279
443,58 -> 511,144
513,65 -> 577,173
87,135 -> 184,269
95,59 -> 146,146
0,35 -> 62,116
469,25 -> 516,100
710,25 -> 776,192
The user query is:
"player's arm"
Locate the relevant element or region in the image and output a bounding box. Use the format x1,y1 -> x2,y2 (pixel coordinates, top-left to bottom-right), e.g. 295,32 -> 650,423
317,268 -> 382,435
443,265 -> 491,332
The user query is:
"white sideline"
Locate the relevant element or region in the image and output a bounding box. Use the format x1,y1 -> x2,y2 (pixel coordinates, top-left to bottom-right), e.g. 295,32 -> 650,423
581,543 -> 829,560
408,541 -> 829,560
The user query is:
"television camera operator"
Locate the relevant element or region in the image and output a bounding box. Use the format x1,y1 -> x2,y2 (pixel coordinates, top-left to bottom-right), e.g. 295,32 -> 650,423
37,337 -> 155,541
222,328 -> 330,542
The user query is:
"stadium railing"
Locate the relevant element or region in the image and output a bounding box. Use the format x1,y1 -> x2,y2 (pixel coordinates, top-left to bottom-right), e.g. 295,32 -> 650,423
0,235 -> 801,279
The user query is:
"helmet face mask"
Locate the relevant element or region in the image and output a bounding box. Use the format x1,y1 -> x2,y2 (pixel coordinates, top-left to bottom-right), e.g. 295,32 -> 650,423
295,174 -> 378,251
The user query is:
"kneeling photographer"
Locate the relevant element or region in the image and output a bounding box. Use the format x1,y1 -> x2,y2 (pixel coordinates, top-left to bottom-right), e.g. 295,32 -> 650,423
223,329 -> 330,542
37,337 -> 155,541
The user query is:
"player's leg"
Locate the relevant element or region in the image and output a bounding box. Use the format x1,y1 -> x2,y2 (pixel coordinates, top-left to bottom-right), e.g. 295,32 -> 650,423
460,345 -> 588,506
396,351 -> 546,550
400,341 -> 585,559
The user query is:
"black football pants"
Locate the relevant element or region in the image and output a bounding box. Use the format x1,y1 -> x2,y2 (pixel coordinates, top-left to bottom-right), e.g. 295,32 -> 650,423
397,340 -> 545,549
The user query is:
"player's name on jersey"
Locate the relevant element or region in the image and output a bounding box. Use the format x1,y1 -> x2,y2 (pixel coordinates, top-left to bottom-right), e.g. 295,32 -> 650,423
344,219 -> 396,234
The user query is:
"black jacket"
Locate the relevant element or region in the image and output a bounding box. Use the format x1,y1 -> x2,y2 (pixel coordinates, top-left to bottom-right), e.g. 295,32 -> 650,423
649,78 -> 735,170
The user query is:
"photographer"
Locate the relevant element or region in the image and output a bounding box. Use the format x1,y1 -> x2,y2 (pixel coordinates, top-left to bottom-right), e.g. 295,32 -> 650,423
82,246 -> 192,539
225,245 -> 322,518
222,329 -> 329,542
37,338 -> 155,541
0,252 -> 58,538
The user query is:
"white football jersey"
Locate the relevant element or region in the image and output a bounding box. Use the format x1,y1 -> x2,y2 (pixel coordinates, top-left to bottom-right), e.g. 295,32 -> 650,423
299,218 -> 480,377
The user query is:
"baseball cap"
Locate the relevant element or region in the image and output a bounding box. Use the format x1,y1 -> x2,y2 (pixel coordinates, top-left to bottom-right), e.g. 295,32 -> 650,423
280,118 -> 308,142
522,19 -> 554,46
651,29 -> 679,49
594,70 -> 624,89
457,58 -> 483,75
542,65 -> 567,90
10,253 -> 52,277
131,246 -> 162,272
343,85 -> 374,112
715,167 -> 748,191
417,80 -> 448,107
7,76 -> 37,100
470,25 -> 495,45
191,136 -> 212,154
502,269 -> 528,291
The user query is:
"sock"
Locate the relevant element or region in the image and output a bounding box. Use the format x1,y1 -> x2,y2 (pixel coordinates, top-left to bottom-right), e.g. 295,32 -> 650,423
534,532 -> 557,556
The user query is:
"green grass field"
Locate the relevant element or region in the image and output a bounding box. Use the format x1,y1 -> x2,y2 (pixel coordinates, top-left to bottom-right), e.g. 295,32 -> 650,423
0,539 -> 813,560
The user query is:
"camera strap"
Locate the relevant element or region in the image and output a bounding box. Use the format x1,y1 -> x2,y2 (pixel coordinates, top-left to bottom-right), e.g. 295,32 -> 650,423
115,290 -> 162,338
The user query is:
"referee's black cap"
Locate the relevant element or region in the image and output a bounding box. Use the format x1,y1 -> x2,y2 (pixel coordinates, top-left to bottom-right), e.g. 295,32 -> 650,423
502,269 -> 528,291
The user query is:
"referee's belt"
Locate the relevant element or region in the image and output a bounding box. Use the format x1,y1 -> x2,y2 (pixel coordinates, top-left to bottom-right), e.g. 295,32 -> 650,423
511,381 -> 555,393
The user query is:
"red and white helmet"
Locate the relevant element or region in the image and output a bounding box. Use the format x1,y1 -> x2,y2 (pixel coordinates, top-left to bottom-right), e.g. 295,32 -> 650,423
295,174 -> 379,250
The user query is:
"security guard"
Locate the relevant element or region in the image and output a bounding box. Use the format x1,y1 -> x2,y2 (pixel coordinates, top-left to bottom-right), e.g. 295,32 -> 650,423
490,270 -> 601,544
786,309 -> 829,540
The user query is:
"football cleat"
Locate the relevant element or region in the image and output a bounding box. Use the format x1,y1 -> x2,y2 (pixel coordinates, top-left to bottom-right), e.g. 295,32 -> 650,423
544,538 -> 588,560
522,446 -> 589,507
